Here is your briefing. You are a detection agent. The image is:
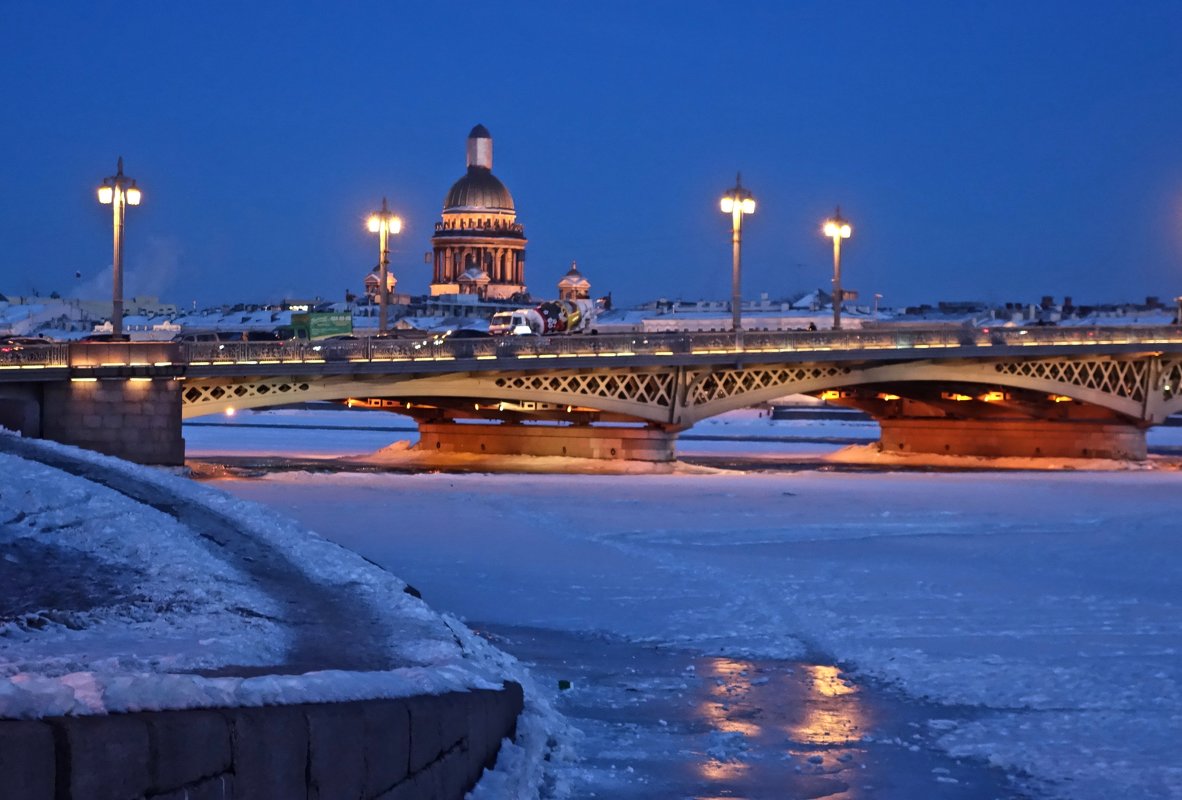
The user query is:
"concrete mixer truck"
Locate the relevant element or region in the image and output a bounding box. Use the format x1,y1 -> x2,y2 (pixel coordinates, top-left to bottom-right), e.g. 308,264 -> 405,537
489,298 -> 599,336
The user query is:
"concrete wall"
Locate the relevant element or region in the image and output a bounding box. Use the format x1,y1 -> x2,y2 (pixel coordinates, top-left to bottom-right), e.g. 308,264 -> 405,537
41,378 -> 185,466
879,418 -> 1148,459
0,682 -> 523,800
417,421 -> 676,461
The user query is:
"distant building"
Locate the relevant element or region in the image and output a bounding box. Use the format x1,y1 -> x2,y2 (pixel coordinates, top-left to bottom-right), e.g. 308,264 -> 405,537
363,265 -> 396,299
74,295 -> 177,319
429,125 -> 527,300
557,261 -> 590,301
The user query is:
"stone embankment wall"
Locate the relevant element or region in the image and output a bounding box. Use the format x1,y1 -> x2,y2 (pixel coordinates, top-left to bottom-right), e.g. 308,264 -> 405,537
0,682 -> 523,800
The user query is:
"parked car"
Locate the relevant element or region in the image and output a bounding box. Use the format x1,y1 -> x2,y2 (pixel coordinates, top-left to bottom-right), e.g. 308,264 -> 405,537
1,336 -> 52,352
173,331 -> 224,343
441,328 -> 491,340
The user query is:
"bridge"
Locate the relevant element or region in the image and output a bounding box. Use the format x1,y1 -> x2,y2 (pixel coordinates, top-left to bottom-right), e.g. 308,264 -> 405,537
3,326 -> 1182,465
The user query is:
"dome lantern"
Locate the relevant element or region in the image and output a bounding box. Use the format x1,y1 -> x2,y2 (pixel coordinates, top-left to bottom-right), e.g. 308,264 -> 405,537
467,124 -> 493,170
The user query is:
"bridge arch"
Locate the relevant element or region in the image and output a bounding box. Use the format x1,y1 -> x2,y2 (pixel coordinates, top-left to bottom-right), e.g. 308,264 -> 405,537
182,355 -> 1160,427
677,357 -> 1152,425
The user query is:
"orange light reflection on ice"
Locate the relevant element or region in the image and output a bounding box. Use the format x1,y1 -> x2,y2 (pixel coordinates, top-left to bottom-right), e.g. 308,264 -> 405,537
698,758 -> 750,782
696,657 -> 760,781
702,657 -> 763,737
808,664 -> 855,697
789,665 -> 865,746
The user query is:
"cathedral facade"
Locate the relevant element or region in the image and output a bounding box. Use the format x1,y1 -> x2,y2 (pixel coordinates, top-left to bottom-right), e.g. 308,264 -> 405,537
429,125 -> 527,300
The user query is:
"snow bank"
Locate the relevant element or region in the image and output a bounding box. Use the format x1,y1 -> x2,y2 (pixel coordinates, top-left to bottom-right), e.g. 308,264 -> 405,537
0,432 -> 574,798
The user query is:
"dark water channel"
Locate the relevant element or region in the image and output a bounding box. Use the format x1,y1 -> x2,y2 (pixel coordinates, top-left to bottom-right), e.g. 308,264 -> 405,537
476,624 -> 1043,800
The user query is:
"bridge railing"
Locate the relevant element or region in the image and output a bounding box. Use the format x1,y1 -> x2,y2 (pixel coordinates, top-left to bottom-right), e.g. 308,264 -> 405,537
0,343 -> 70,369
25,325 -> 1182,370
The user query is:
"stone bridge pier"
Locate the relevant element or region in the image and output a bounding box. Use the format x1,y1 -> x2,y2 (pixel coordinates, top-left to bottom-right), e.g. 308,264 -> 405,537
0,343 -> 185,466
416,420 -> 678,461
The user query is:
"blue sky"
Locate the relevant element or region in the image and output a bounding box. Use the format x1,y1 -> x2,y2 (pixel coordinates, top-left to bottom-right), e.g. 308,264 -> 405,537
2,2 -> 1181,309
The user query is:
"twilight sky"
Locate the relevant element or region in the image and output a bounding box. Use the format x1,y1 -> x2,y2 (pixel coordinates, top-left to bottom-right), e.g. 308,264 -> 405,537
2,2 -> 1181,310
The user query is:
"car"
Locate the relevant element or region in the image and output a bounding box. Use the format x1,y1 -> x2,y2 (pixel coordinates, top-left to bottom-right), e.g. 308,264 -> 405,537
0,336 -> 52,352
243,330 -> 291,342
442,328 -> 491,339
173,331 -> 224,343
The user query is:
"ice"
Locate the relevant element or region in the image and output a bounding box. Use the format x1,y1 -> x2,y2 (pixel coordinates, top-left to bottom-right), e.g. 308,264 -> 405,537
5,403 -> 1182,798
201,407 -> 1182,799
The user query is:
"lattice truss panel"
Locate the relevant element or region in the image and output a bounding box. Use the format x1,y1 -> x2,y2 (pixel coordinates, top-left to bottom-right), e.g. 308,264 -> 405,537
994,358 -> 1147,402
1160,359 -> 1182,397
183,380 -> 314,407
688,365 -> 850,406
494,372 -> 675,407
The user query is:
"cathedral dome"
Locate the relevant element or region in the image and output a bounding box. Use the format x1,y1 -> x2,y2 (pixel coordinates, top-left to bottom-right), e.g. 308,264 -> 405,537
443,167 -> 515,212
442,124 -> 515,213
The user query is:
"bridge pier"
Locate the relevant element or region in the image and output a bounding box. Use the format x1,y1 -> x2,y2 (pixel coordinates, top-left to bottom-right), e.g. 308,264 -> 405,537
41,378 -> 186,466
0,384 -> 41,438
416,421 -> 677,461
877,418 -> 1147,460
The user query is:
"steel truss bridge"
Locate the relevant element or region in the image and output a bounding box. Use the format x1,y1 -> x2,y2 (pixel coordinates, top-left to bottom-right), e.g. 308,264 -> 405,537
4,326 -> 1182,463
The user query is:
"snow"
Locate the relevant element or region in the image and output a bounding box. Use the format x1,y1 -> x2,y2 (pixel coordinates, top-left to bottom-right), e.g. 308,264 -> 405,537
0,432 -> 568,794
6,406 -> 1182,797
190,407 -> 1182,799
0,449 -> 287,679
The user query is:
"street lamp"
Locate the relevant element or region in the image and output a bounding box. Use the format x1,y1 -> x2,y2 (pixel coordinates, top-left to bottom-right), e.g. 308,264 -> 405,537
720,173 -> 755,333
366,197 -> 402,333
97,157 -> 143,340
823,207 -> 852,330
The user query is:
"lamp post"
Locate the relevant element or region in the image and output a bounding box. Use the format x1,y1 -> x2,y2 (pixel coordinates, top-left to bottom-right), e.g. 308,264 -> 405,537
873,292 -> 883,317
720,174 -> 755,334
366,197 -> 402,333
97,157 -> 142,340
823,207 -> 852,330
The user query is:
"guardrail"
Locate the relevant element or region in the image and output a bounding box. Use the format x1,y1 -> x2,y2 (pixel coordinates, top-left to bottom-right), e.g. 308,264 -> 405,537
2,327 -> 1181,372
178,325 -> 1182,366
0,343 -> 69,369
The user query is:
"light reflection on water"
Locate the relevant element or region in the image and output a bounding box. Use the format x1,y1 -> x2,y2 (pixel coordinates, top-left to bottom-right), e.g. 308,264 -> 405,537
696,657 -> 871,789
792,663 -> 866,746
697,758 -> 750,782
809,663 -> 857,697
698,657 -> 758,782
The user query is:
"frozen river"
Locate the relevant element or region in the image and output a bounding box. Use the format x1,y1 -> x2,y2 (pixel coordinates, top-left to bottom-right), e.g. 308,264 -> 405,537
190,408 -> 1182,799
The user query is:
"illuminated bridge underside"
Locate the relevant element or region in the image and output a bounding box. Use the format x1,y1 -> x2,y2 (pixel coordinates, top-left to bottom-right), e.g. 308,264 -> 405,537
181,353 -> 1182,460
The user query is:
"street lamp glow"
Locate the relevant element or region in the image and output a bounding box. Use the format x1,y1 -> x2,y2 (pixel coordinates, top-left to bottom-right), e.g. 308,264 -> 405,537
823,206 -> 852,331
720,173 -> 755,334
366,197 -> 403,333
96,157 -> 143,340
823,220 -> 851,239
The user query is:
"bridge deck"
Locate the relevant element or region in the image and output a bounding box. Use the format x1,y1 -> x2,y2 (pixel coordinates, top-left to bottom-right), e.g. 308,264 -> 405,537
5,327 -> 1180,382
